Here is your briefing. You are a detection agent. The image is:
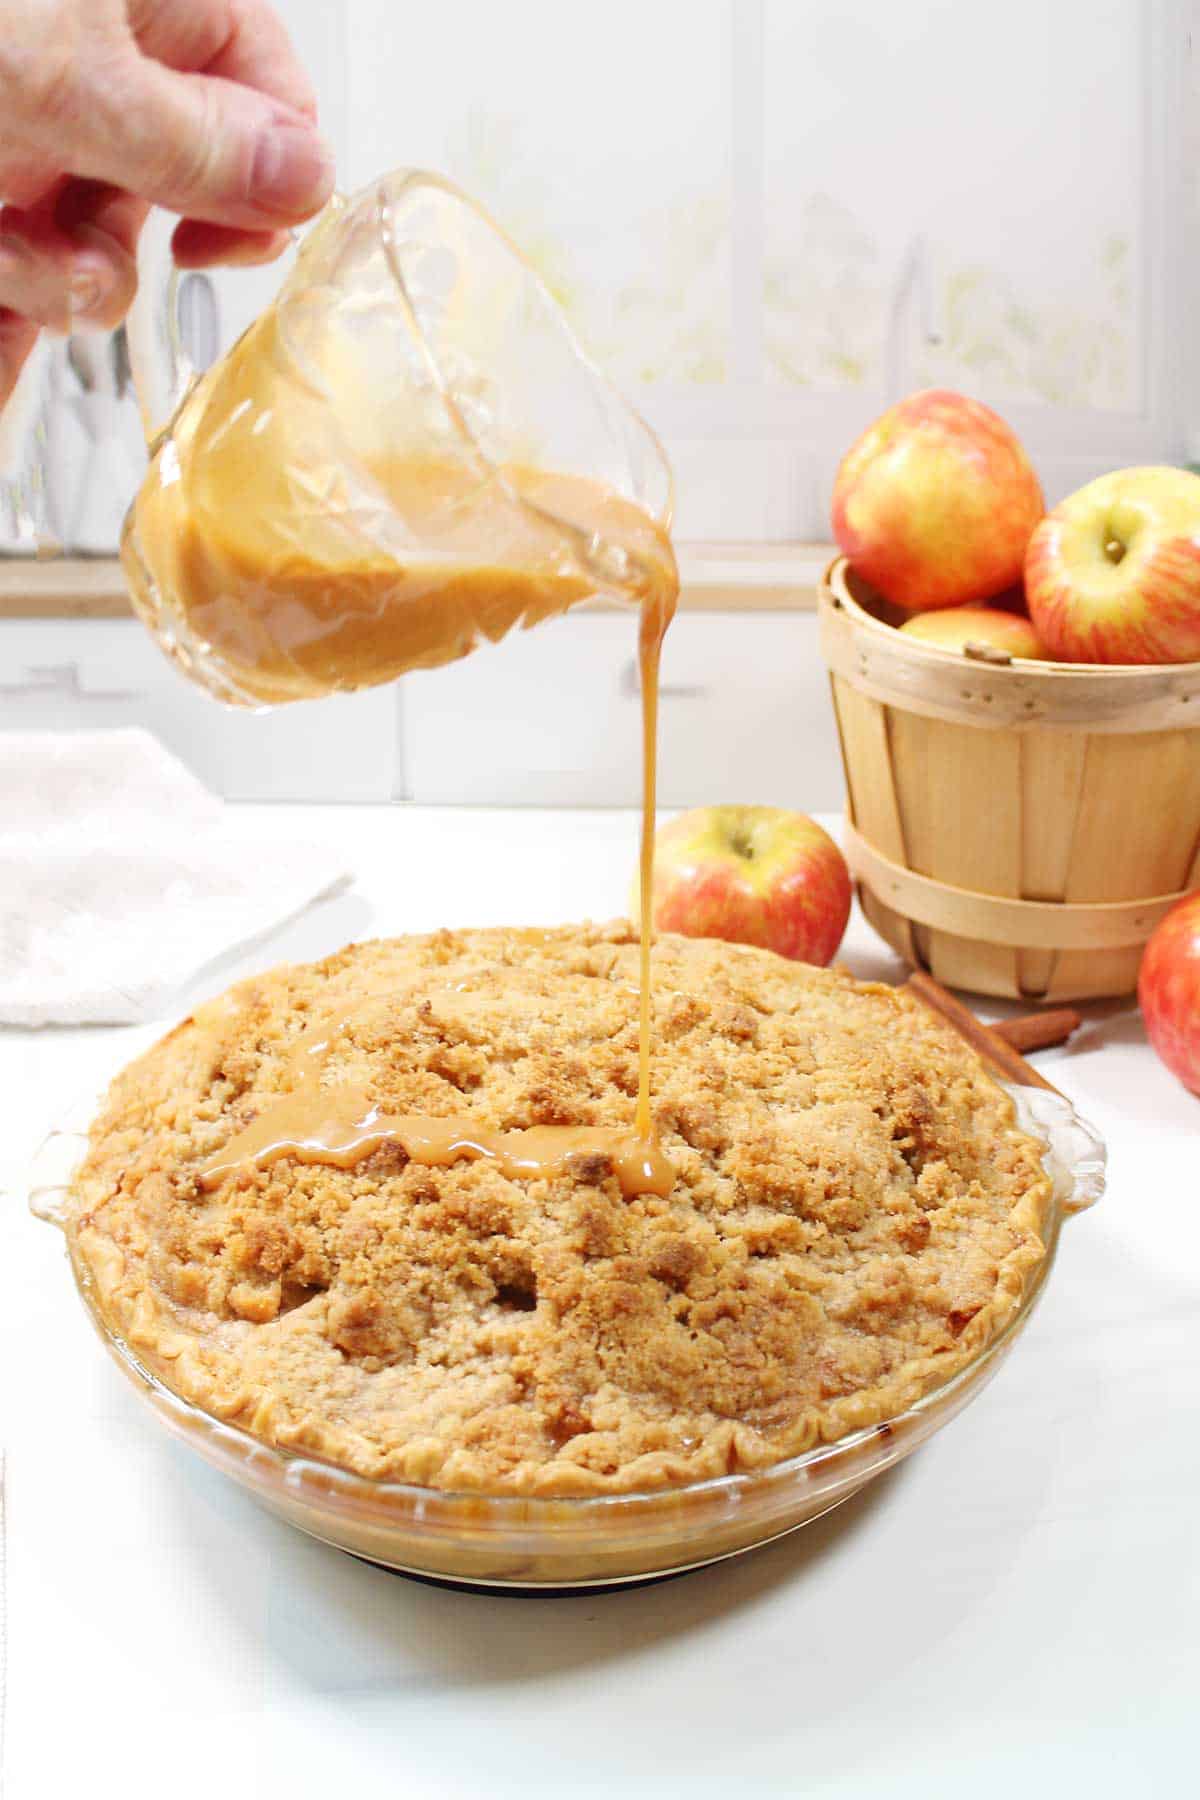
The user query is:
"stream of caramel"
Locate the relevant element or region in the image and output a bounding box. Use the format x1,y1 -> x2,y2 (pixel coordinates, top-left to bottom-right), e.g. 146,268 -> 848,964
156,425 -> 680,1194
635,592 -> 668,1142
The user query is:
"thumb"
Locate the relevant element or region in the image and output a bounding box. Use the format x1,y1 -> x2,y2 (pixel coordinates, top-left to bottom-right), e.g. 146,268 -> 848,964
72,53 -> 335,231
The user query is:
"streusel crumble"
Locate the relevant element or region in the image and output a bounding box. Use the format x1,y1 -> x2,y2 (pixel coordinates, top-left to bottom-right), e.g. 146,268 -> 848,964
69,923 -> 1050,1496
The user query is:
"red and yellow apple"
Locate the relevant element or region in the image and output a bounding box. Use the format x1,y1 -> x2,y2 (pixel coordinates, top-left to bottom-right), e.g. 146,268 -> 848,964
831,389 -> 1044,612
898,605 -> 1047,660
1138,892 -> 1200,1095
1025,467 -> 1200,664
639,805 -> 851,965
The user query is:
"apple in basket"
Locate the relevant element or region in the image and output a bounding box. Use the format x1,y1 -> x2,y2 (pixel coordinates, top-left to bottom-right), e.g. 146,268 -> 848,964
898,605 -> 1047,660
1025,467 -> 1200,663
1138,892 -> 1200,1095
831,389 -> 1044,611
637,805 -> 851,965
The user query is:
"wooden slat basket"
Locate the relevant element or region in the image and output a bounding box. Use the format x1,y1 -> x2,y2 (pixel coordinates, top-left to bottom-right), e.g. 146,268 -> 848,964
819,557 -> 1200,1001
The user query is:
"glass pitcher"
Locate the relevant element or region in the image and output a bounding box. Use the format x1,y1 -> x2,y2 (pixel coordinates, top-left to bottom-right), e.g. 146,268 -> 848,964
121,169 -> 676,708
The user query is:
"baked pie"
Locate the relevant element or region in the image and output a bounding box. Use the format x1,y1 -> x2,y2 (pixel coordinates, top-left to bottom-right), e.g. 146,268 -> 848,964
68,923 -> 1050,1497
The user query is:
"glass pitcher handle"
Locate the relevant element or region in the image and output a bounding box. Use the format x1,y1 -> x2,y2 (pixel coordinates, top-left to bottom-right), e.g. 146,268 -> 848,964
126,213 -> 191,450
126,205 -> 313,449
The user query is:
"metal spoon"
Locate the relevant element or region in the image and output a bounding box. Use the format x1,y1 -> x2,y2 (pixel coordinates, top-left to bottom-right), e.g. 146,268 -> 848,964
111,323 -> 133,398
174,271 -> 220,375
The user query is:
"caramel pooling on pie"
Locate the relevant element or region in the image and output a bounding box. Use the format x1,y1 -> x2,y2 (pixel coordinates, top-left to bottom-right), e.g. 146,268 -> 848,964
199,989 -> 674,1197
200,1102 -> 674,1198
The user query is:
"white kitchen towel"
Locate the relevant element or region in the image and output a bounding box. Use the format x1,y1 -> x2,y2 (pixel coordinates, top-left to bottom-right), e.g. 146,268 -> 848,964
0,729 -> 350,1026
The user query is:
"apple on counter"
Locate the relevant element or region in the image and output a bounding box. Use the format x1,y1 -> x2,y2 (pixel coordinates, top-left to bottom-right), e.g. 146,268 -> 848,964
1138,892 -> 1200,1095
832,389 -> 1044,612
898,605 -> 1047,660
639,805 -> 851,965
1025,467 -> 1200,664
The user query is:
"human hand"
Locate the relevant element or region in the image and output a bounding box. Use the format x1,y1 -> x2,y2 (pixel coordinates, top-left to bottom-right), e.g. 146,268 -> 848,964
0,0 -> 335,403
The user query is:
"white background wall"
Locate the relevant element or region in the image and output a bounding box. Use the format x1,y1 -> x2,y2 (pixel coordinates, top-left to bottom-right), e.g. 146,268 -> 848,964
318,0 -> 1196,536
110,0 -> 1200,542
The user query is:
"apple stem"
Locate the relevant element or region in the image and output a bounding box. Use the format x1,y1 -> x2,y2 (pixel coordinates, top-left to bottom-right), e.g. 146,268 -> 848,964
1104,536 -> 1126,565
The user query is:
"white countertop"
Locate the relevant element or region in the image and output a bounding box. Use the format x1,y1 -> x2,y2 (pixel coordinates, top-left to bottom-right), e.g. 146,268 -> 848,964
3,806 -> 1196,1800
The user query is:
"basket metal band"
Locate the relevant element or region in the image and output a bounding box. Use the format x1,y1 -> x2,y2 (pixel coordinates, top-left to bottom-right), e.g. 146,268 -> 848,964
843,820 -> 1188,951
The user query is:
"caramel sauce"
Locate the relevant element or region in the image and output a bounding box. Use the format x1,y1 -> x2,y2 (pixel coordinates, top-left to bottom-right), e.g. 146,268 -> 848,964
150,331 -> 682,1193
635,593 -> 669,1141
128,307 -> 675,704
200,1100 -> 674,1198
198,990 -> 675,1199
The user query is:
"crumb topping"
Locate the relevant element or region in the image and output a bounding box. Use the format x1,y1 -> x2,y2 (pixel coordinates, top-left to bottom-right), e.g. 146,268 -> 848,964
70,923 -> 1050,1495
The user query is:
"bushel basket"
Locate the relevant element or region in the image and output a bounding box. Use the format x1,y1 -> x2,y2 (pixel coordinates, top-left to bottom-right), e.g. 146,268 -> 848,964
819,558 -> 1200,1001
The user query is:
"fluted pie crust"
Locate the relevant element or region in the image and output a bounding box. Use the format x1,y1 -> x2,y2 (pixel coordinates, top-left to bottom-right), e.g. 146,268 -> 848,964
69,924 -> 1051,1497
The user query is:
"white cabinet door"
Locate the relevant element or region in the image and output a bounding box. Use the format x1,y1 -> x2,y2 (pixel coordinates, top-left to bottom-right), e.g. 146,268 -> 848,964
0,622 -> 398,801
400,610 -> 845,812
2,611 -> 843,809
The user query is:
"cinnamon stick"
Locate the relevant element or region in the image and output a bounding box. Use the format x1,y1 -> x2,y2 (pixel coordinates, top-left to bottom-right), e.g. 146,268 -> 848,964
902,969 -> 1062,1095
991,1008 -> 1080,1055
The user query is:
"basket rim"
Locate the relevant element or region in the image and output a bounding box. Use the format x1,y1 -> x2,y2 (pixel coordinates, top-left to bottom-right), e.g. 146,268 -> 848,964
820,557 -> 1200,734
822,555 -> 1200,682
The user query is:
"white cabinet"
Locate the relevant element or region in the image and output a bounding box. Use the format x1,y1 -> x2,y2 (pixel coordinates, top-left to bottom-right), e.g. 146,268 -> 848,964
0,610 -> 847,812
0,621 -> 397,802
399,610 -> 844,811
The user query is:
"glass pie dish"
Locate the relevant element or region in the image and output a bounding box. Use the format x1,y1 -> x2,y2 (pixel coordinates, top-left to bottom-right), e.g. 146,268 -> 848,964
29,1080 -> 1104,1591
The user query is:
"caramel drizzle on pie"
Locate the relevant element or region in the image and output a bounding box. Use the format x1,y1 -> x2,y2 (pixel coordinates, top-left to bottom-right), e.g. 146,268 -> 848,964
198,989 -> 675,1199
